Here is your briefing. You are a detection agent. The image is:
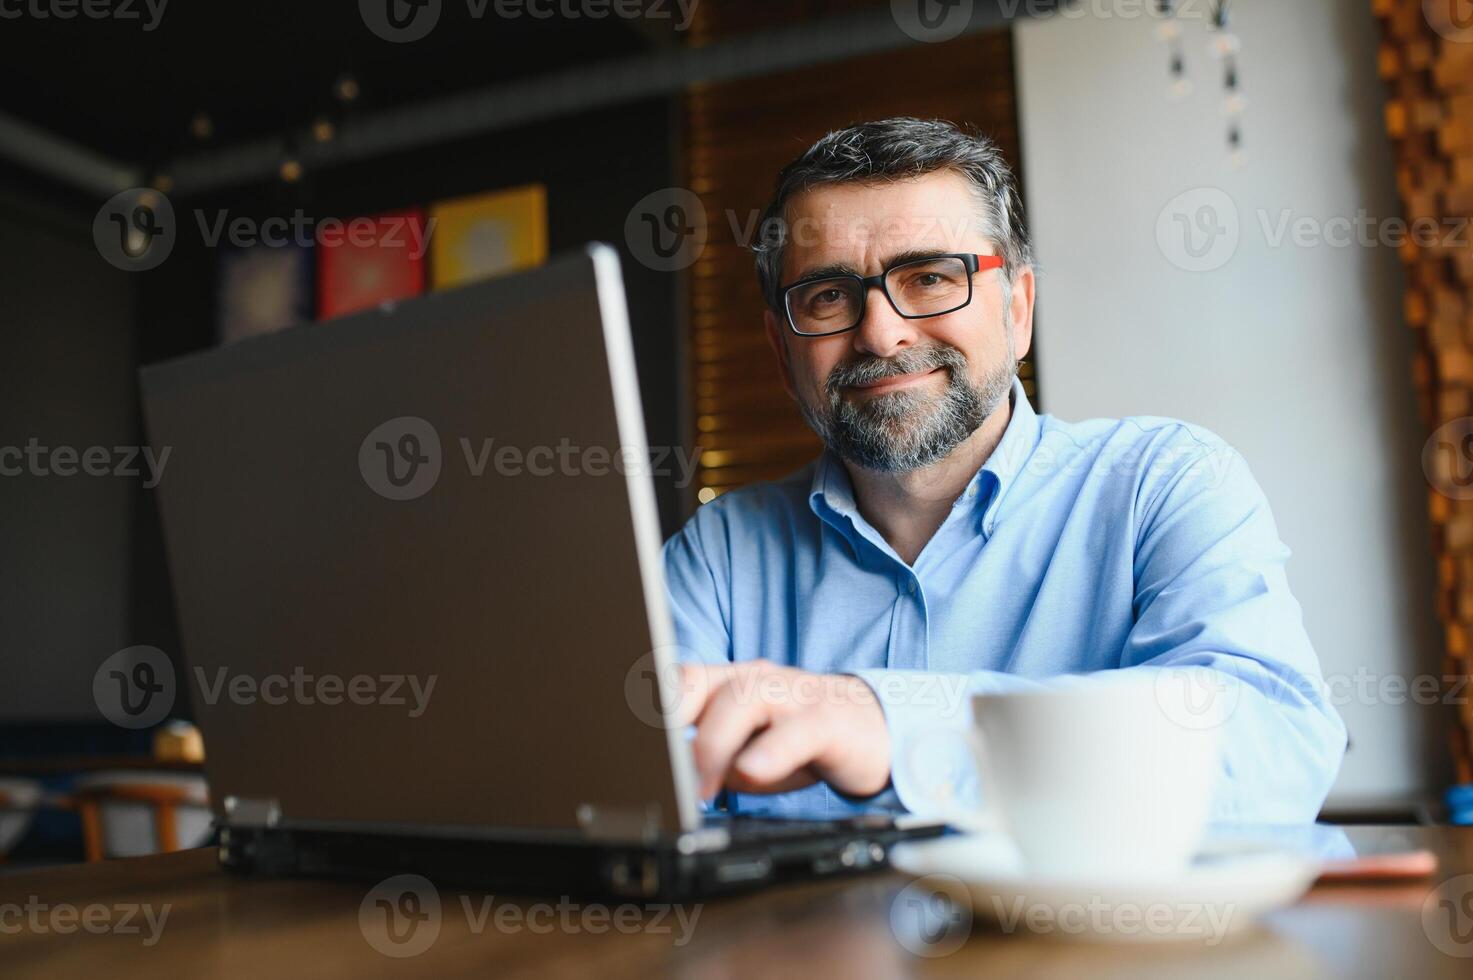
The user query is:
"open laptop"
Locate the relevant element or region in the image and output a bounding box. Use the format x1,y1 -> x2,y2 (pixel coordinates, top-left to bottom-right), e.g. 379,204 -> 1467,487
139,243 -> 942,900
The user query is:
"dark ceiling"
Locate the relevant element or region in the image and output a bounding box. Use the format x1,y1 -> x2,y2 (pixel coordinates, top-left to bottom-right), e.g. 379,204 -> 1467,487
0,1 -> 660,166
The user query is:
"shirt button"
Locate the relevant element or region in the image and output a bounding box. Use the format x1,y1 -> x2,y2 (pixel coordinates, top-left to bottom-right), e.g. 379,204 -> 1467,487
967,485 -> 978,498
906,580 -> 917,595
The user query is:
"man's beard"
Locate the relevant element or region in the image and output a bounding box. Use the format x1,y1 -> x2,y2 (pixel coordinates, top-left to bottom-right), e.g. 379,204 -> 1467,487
797,341 -> 1015,474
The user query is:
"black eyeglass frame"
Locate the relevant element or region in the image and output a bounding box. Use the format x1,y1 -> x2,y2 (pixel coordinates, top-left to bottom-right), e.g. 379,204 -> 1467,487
779,252 -> 1006,338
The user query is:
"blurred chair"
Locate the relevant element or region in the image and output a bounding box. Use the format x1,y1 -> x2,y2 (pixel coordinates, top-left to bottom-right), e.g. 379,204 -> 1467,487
68,771 -> 211,861
0,777 -> 42,860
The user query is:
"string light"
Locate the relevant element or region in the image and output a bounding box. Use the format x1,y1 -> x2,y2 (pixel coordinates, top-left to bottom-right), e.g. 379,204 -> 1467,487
1156,0 -> 1245,161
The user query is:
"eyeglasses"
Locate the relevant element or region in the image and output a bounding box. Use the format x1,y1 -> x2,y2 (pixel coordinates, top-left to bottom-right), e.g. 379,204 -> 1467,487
780,252 -> 1006,337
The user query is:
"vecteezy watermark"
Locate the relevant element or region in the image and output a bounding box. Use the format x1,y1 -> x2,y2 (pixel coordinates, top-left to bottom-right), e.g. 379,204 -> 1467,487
0,0 -> 168,30
94,188 -> 176,272
1157,188 -> 1241,273
623,652 -> 971,730
359,416 -> 704,502
1422,873 -> 1473,957
192,666 -> 437,718
890,875 -> 972,957
93,646 -> 176,730
1425,0 -> 1473,44
361,875 -> 441,957
991,894 -> 1237,944
625,187 -> 708,273
359,874 -> 702,958
0,897 -> 171,946
359,0 -> 698,43
94,192 -> 438,272
1154,659 -> 1473,733
1157,186 -> 1473,273
1424,417 -> 1473,500
93,645 -> 438,728
196,210 -> 436,261
891,0 -> 1222,44
0,440 -> 171,487
891,0 -> 974,44
359,417 -> 443,502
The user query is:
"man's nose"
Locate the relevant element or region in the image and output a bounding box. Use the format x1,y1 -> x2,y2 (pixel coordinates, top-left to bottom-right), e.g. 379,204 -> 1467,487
851,284 -> 920,358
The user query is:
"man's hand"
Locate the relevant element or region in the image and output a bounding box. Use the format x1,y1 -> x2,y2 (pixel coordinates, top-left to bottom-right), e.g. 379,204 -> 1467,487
676,660 -> 891,800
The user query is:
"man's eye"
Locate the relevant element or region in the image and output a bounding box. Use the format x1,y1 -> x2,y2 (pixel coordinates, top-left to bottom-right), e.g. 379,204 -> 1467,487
813,289 -> 846,305
915,273 -> 943,287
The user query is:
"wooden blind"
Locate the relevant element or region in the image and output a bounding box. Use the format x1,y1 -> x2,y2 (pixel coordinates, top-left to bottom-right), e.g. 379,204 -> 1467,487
682,14 -> 1034,502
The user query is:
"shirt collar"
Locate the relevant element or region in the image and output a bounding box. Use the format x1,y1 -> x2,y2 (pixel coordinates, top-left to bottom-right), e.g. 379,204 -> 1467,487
808,376 -> 1042,534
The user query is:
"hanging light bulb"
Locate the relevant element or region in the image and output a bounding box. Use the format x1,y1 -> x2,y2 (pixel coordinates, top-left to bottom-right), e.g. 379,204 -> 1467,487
279,157 -> 303,183
1228,120 -> 1247,168
311,117 -> 336,143
190,112 -> 213,140
1222,54 -> 1240,103
1169,50 -> 1193,100
1207,0 -> 1239,59
334,73 -> 361,104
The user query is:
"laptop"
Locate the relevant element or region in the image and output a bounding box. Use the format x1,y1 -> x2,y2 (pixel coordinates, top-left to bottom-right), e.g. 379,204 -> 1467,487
139,243 -> 943,900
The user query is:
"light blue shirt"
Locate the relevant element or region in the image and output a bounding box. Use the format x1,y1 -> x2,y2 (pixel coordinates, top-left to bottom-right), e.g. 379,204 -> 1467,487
662,379 -> 1346,823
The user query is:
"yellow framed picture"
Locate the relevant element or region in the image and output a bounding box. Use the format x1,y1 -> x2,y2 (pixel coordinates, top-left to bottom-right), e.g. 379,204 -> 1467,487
429,184 -> 548,289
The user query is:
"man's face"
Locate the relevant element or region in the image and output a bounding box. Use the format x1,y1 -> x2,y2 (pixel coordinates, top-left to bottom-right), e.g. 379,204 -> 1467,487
764,170 -> 1034,473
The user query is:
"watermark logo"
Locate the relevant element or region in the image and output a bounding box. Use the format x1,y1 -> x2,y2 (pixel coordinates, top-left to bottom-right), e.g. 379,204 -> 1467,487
1156,187 -> 1240,273
1153,664 -> 1241,731
361,874 -> 442,957
360,0 -> 442,42
360,417 -> 443,501
94,189 -> 175,272
625,187 -> 707,272
1422,873 -> 1473,957
891,0 -> 973,44
1424,417 -> 1473,500
93,646 -> 176,729
623,648 -> 691,729
1426,0 -> 1473,44
890,874 -> 972,957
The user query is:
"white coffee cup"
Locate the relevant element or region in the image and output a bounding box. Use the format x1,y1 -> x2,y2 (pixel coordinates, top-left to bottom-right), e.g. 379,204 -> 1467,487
969,669 -> 1223,880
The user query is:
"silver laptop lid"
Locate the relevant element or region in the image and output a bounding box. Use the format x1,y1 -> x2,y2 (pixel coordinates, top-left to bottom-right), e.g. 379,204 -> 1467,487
140,243 -> 700,842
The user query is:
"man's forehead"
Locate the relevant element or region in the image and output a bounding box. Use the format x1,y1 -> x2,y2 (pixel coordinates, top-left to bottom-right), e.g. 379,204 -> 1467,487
780,176 -> 992,276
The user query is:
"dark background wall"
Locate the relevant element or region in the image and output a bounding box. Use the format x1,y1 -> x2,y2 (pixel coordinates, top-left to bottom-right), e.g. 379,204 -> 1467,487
1,97 -> 686,731
0,193 -> 138,723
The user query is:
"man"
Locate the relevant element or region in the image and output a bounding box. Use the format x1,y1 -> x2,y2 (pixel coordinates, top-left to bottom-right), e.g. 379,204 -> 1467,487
662,117 -> 1345,824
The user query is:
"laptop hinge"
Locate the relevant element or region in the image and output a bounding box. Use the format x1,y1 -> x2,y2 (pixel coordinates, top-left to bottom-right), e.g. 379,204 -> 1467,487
222,795 -> 282,829
576,803 -> 662,844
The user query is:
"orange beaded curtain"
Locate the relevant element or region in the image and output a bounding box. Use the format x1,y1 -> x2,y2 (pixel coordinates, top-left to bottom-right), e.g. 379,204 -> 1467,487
1374,0 -> 1473,792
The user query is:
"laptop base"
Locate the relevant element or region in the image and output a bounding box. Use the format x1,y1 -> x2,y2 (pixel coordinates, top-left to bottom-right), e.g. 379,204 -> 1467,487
218,819 -> 946,903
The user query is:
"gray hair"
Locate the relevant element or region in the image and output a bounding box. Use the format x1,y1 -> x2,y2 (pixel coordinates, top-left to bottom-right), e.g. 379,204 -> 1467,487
753,117 -> 1033,312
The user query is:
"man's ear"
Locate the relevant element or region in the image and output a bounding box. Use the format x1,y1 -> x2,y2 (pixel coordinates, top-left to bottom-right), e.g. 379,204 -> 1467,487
1008,265 -> 1036,362
764,308 -> 800,402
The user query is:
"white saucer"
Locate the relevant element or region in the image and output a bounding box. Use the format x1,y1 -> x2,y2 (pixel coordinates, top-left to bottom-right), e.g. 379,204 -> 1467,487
888,833 -> 1320,944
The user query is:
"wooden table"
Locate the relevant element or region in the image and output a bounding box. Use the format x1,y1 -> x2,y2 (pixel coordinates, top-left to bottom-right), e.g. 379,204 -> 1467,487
2,826 -> 1471,978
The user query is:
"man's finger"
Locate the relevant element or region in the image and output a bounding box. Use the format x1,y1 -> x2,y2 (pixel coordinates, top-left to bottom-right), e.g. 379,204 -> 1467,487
725,713 -> 825,795
689,676 -> 774,799
671,662 -> 737,728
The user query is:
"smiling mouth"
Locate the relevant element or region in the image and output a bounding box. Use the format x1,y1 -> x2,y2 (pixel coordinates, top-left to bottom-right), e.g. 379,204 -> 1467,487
846,367 -> 944,395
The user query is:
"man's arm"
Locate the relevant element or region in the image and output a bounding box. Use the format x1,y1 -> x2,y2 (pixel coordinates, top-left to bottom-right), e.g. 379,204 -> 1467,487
859,437 -> 1347,823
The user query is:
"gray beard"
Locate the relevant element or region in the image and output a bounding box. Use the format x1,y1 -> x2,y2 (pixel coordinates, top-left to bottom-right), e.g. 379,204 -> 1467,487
798,341 -> 1015,474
